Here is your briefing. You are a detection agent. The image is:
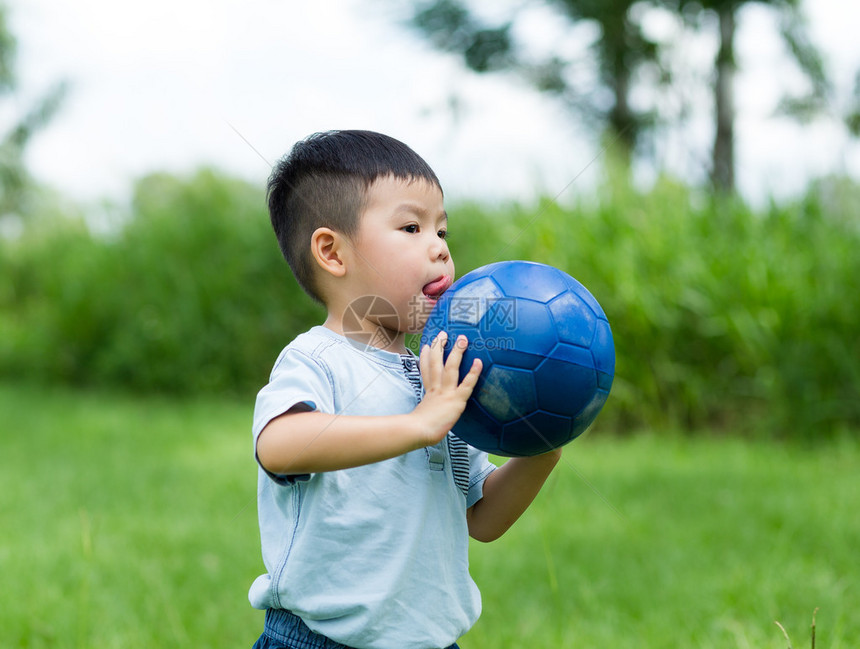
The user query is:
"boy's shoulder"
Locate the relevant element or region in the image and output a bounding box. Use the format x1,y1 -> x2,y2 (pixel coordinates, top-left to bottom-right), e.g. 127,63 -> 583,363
269,326 -> 416,395
285,325 -> 341,354
273,326 -> 390,373
281,326 -> 408,369
271,326 -> 343,373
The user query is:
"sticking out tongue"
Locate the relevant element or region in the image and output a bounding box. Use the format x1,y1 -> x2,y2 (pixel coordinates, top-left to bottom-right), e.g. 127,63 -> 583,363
422,275 -> 451,298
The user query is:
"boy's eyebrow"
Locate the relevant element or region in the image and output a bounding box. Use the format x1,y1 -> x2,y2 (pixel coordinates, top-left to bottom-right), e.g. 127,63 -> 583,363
392,202 -> 448,222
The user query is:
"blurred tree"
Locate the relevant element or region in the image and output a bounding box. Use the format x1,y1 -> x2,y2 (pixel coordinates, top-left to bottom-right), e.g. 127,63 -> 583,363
406,0 -> 830,193
674,0 -> 830,191
847,70 -> 860,138
0,3 -> 67,218
409,0 -> 662,168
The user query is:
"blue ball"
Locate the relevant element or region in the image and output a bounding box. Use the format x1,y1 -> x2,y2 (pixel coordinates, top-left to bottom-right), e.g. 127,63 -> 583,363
420,260 -> 615,457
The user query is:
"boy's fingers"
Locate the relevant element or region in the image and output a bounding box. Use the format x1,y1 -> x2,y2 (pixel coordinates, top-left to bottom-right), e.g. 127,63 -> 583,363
458,358 -> 483,394
428,332 -> 447,383
445,335 -> 477,390
443,335 -> 467,377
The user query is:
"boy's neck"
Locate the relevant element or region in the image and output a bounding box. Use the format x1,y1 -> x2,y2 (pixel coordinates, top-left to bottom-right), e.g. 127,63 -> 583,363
322,315 -> 409,355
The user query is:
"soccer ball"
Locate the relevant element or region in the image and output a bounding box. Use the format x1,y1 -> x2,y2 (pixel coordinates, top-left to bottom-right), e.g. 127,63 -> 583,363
420,260 -> 614,457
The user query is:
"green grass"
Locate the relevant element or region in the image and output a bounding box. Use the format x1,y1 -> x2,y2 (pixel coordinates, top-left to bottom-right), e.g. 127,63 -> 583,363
1,384 -> 857,648
0,384 -> 263,647
467,435 -> 860,648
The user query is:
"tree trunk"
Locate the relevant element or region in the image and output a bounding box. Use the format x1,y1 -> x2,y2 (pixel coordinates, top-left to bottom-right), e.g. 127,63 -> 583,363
609,46 -> 636,170
712,4 -> 736,193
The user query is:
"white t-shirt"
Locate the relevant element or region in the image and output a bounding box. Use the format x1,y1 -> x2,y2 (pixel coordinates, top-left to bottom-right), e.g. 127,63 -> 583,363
250,326 -> 497,649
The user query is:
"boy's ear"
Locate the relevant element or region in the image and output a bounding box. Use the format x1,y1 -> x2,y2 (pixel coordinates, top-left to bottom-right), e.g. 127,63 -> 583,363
310,227 -> 348,278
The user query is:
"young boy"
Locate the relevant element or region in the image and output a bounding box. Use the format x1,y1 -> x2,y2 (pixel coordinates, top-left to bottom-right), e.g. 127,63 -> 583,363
250,130 -> 561,649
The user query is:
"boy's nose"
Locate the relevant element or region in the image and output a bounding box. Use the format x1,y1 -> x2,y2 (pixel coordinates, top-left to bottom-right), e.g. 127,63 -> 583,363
430,238 -> 450,261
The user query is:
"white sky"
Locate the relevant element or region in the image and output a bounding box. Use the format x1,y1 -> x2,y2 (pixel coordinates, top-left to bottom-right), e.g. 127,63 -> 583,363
7,0 -> 860,208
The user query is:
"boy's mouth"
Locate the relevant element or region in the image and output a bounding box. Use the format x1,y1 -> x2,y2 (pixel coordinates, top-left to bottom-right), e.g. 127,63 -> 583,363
422,275 -> 452,301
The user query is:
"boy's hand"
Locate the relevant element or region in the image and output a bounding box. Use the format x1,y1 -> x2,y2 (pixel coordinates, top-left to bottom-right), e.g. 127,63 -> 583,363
412,332 -> 482,447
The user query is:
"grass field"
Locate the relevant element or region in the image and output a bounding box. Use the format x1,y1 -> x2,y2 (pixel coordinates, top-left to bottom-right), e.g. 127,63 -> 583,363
1,383 -> 857,648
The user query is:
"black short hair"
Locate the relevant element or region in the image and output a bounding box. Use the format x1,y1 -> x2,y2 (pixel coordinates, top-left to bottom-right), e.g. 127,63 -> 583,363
267,130 -> 441,303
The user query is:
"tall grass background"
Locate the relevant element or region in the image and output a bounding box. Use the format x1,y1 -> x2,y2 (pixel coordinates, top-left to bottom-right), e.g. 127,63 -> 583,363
1,167 -> 857,438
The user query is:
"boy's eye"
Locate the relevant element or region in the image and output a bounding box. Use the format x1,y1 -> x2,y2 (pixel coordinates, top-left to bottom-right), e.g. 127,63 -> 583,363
402,224 -> 419,234
437,229 -> 448,240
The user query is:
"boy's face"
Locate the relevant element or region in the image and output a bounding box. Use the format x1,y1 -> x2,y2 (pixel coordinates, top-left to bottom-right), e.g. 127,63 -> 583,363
347,175 -> 454,337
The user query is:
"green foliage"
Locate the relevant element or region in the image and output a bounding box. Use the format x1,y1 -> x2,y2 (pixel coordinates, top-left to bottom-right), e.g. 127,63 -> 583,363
1,166 -> 858,436
0,168 -> 323,396
444,174 -> 860,437
411,0 -> 514,73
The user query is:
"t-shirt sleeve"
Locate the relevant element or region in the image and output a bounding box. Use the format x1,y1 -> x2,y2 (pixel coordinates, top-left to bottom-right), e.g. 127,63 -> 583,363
465,446 -> 497,508
252,346 -> 335,483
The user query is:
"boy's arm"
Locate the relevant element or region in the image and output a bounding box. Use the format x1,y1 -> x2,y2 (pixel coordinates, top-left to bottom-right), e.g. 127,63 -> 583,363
256,333 -> 481,476
257,410 -> 429,474
466,449 -> 562,543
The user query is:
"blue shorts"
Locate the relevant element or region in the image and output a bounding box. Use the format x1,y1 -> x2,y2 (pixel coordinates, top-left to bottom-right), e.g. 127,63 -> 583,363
253,608 -> 461,649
